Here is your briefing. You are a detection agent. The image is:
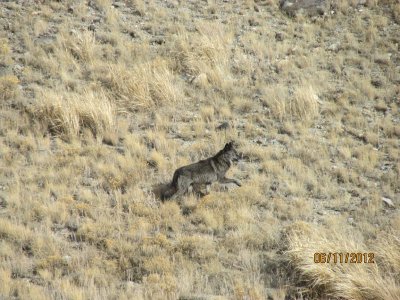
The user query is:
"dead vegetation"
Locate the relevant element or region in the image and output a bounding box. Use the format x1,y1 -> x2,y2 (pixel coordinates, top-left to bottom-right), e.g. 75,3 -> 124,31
0,0 -> 399,299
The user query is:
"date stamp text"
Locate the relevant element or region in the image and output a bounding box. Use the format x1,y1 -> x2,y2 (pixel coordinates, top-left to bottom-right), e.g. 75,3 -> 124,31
314,252 -> 375,264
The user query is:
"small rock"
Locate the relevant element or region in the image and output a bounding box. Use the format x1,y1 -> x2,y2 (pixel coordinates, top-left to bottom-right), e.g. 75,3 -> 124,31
275,32 -> 284,41
191,73 -> 208,87
129,31 -> 138,38
374,101 -> 388,113
34,36 -> 55,47
112,2 -> 123,8
380,162 -> 393,171
348,217 -> 354,224
12,64 -> 24,76
328,43 -> 340,52
371,78 -> 383,88
147,160 -> 158,169
50,190 -> 57,201
92,17 -> 101,23
0,195 -> 7,209
216,121 -> 230,131
248,18 -> 260,26
374,54 -> 391,65
382,197 -> 395,208
150,37 -> 165,45
62,255 -> 72,264
66,220 -> 78,232
81,178 -> 95,187
280,0 -> 329,17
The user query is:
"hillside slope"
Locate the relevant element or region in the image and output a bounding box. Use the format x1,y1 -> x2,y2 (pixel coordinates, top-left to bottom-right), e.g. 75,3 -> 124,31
0,1 -> 399,299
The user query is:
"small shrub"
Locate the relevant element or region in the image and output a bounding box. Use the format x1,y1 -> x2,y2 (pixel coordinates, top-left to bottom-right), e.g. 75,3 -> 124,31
0,75 -> 19,101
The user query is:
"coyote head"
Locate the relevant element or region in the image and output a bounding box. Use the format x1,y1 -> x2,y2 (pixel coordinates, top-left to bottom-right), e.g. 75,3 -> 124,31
221,142 -> 240,163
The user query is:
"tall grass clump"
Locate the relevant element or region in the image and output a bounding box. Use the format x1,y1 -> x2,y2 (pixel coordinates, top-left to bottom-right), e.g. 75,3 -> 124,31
34,88 -> 116,137
0,75 -> 19,101
170,21 -> 234,90
263,85 -> 319,123
105,58 -> 179,111
286,223 -> 400,300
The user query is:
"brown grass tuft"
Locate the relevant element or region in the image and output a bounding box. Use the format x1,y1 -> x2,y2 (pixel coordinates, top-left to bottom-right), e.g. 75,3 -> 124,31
0,75 -> 19,101
105,59 -> 179,111
170,21 -> 234,91
34,88 -> 115,137
1,1 -> 399,299
287,224 -> 400,300
263,84 -> 319,123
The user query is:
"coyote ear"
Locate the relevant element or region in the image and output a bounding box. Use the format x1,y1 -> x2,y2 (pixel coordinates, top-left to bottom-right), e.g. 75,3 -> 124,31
225,142 -> 233,149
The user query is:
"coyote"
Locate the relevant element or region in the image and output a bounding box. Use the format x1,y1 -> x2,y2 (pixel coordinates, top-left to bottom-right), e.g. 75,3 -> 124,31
162,142 -> 241,200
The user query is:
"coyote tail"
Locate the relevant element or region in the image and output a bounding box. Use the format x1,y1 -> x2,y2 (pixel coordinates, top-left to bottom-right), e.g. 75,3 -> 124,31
161,183 -> 176,201
151,182 -> 176,201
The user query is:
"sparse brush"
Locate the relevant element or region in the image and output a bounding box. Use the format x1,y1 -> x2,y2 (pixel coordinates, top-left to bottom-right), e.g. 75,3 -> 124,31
0,38 -> 12,65
0,75 -> 19,101
0,218 -> 32,247
0,39 -> 10,56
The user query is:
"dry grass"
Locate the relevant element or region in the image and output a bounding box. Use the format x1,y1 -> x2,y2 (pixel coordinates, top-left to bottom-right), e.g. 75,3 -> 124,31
287,223 -> 400,300
105,58 -> 180,111
170,21 -> 235,91
0,75 -> 19,101
34,88 -> 116,137
0,0 -> 399,299
263,84 -> 319,123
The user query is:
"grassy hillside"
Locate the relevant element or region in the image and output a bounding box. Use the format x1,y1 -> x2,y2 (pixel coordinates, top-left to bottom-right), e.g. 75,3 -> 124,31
0,0 -> 399,299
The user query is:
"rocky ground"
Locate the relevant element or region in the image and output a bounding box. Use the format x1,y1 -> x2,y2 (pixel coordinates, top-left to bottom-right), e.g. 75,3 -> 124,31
0,0 -> 399,299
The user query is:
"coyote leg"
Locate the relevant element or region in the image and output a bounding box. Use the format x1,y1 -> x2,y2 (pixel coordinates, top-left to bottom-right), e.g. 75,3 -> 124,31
170,189 -> 185,200
220,177 -> 241,187
170,177 -> 192,200
191,183 -> 211,197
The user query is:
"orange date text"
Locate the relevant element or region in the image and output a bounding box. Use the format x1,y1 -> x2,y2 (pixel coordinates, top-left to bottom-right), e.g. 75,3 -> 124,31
314,252 -> 375,264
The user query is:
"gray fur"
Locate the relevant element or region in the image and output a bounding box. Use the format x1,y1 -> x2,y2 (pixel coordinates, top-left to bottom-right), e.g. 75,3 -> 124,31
162,142 -> 241,200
